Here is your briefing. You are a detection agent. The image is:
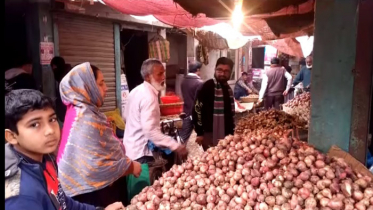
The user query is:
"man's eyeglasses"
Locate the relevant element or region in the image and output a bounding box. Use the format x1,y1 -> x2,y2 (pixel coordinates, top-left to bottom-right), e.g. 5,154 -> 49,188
216,68 -> 231,74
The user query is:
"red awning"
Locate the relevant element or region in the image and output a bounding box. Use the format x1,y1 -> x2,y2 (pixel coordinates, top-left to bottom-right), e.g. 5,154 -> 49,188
103,0 -> 313,40
102,0 -> 312,57
252,38 -> 304,58
103,0 -> 221,28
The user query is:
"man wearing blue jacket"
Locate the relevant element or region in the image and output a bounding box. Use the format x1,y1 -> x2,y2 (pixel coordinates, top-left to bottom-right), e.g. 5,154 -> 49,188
292,55 -> 313,90
5,89 -> 124,210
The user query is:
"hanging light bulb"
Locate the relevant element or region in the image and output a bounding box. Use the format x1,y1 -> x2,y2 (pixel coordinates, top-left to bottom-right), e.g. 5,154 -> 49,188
232,0 -> 244,29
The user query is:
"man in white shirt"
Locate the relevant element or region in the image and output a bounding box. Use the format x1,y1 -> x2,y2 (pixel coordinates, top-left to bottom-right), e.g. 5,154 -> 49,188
258,57 -> 292,110
123,58 -> 188,164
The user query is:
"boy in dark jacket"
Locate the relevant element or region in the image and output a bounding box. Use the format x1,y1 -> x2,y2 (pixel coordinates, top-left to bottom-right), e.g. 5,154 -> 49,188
5,89 -> 125,210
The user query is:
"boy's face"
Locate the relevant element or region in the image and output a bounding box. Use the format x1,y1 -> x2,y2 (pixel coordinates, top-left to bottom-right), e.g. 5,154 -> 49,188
5,107 -> 60,157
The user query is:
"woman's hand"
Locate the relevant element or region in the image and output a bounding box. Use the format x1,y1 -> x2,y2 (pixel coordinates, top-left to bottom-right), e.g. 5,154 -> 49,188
175,145 -> 188,158
105,202 -> 125,210
132,161 -> 142,178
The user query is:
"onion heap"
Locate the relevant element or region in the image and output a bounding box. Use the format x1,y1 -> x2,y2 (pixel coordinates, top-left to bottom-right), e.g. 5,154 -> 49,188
127,128 -> 373,210
235,109 -> 307,136
282,93 -> 311,127
241,94 -> 259,99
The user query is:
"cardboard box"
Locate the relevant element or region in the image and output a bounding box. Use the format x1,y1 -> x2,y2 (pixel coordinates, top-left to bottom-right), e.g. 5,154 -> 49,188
327,145 -> 373,179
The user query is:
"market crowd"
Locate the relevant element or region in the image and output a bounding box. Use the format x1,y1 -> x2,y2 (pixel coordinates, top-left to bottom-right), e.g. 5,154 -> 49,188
4,53 -> 314,210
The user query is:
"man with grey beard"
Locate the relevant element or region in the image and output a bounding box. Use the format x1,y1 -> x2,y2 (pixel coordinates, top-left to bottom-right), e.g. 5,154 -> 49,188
123,58 -> 188,164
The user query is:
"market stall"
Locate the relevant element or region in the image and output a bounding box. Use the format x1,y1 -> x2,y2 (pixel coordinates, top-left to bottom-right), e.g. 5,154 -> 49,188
282,92 -> 311,142
126,109 -> 373,209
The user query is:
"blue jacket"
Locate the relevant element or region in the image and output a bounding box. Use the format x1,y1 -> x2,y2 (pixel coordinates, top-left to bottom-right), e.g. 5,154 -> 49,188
367,150 -> 373,168
5,144 -> 99,210
293,66 -> 312,88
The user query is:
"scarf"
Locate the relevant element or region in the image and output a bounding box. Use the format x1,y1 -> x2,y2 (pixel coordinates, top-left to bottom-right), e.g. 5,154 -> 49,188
57,62 -> 132,197
212,78 -> 234,145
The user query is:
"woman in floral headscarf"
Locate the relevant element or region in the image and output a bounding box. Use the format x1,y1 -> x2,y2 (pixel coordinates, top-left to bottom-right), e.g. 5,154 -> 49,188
57,62 -> 141,207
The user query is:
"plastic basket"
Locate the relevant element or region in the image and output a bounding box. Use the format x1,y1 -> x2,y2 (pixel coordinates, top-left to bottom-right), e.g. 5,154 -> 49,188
160,102 -> 183,116
160,96 -> 181,104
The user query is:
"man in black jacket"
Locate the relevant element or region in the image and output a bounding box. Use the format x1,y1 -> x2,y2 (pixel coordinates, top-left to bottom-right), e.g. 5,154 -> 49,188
180,61 -> 203,141
50,56 -> 72,123
193,57 -> 235,151
5,57 -> 36,93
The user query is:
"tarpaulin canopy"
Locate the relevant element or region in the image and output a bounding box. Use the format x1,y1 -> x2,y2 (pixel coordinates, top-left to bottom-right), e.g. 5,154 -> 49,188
102,0 -> 220,28
100,0 -> 313,56
252,38 -> 305,58
267,38 -> 304,58
174,0 -> 312,17
103,0 -> 314,40
174,0 -> 315,38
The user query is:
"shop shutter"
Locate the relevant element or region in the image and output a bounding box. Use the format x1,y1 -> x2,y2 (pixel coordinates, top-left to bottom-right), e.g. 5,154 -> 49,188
54,13 -> 116,112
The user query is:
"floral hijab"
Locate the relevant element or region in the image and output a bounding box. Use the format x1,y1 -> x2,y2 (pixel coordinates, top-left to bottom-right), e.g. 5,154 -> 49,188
57,62 -> 132,196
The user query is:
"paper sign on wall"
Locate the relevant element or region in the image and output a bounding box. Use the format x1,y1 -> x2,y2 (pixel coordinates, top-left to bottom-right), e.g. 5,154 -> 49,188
120,74 -> 130,117
40,42 -> 54,65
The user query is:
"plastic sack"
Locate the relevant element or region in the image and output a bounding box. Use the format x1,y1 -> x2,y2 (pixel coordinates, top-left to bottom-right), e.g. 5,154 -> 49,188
104,108 -> 125,130
126,164 -> 151,202
148,39 -> 170,63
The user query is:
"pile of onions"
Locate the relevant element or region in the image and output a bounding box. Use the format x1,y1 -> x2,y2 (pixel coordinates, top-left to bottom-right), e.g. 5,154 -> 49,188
241,94 -> 259,99
127,128 -> 373,210
282,92 -> 311,127
235,109 -> 307,136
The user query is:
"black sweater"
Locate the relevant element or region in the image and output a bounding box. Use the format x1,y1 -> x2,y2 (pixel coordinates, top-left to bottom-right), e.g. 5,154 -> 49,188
5,73 -> 37,94
192,79 -> 235,136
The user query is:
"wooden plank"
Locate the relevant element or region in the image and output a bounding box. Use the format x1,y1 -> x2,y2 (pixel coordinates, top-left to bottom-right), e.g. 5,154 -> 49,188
54,15 -> 113,28
59,36 -> 114,44
114,23 -> 122,112
63,56 -> 114,63
57,26 -> 114,35
349,0 -> 373,164
59,40 -> 114,48
58,45 -> 115,53
329,145 -> 373,179
59,50 -> 114,58
58,30 -> 113,39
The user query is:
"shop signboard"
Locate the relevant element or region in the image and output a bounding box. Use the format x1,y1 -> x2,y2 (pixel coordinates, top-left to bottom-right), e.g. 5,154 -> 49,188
120,74 -> 130,117
252,68 -> 264,78
264,45 -> 277,65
